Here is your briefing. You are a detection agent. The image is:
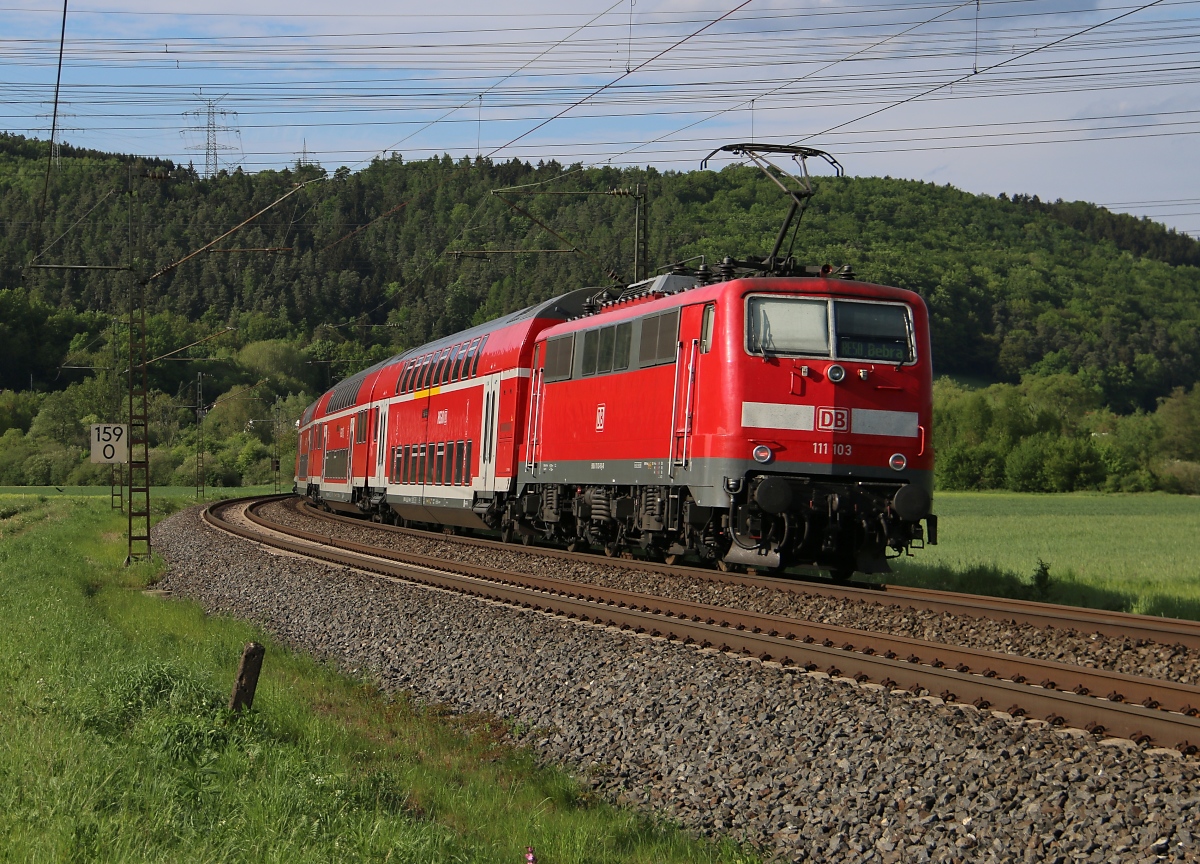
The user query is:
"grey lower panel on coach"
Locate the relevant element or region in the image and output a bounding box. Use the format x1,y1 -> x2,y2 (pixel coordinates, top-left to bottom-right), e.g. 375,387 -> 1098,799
387,493 -> 488,529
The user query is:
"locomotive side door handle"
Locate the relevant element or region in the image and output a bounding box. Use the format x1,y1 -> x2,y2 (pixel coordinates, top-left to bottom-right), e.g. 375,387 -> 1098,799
789,367 -> 805,396
681,338 -> 699,468
917,424 -> 926,456
668,341 -> 683,478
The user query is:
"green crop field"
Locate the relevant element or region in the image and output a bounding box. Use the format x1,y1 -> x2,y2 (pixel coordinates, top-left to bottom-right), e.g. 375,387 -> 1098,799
888,491 -> 1200,620
0,493 -> 759,864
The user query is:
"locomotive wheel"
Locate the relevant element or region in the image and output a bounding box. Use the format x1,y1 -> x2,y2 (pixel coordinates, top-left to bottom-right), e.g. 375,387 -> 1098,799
521,533 -> 533,546
603,543 -> 620,558
499,524 -> 514,544
566,540 -> 587,554
664,553 -> 680,566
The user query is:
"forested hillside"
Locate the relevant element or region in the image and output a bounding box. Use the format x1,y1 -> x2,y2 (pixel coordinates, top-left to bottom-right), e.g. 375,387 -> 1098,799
1,131 -> 1198,493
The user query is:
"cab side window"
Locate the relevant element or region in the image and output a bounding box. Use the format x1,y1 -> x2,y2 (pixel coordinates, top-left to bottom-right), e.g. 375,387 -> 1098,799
700,303 -> 715,354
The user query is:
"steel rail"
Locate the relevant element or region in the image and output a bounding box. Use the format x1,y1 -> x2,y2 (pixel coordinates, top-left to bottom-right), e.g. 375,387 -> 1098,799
294,498 -> 1200,650
258,500 -> 1200,719
202,497 -> 1200,753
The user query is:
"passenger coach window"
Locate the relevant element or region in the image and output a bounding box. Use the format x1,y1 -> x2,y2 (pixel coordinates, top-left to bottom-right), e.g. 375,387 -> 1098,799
471,335 -> 488,376
746,297 -> 829,357
398,362 -> 413,394
451,345 -> 466,381
834,301 -> 914,363
462,339 -> 480,378
433,348 -> 450,384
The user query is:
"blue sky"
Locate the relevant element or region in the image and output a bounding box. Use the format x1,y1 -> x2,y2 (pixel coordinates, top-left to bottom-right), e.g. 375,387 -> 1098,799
3,0 -> 1198,235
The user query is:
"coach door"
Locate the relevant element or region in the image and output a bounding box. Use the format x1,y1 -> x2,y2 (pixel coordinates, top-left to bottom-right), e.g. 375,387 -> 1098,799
374,406 -> 387,487
477,374 -> 502,490
670,303 -> 709,476
346,414 -> 356,488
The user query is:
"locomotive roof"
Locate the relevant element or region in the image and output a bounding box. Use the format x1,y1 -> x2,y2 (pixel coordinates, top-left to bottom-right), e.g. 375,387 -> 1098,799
534,275 -> 925,342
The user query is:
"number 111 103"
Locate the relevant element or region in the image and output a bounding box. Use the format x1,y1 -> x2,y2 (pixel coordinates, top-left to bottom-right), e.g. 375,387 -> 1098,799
812,442 -> 852,456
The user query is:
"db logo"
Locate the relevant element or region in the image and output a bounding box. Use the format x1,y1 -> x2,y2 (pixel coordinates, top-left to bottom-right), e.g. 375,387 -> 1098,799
596,403 -> 606,431
816,407 -> 850,432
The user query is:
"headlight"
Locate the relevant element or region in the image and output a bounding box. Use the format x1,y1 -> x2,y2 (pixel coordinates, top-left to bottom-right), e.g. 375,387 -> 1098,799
827,364 -> 846,383
889,453 -> 907,471
752,444 -> 773,464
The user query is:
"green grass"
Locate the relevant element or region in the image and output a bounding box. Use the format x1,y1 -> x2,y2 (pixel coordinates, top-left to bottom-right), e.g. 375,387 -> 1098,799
887,491 -> 1200,620
0,495 -> 760,864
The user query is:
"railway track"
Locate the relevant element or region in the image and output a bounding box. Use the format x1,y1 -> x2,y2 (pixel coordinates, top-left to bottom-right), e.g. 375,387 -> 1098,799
204,495 -> 1200,754
297,498 -> 1200,651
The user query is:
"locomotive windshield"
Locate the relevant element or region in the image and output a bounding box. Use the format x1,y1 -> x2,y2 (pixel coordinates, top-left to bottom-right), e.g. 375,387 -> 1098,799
746,298 -> 829,356
746,296 -> 914,363
833,301 -> 913,363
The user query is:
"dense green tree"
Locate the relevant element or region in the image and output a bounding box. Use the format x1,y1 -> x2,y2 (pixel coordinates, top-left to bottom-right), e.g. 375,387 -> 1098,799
4,137 -> 1199,413
1157,386 -> 1200,461
0,389 -> 41,434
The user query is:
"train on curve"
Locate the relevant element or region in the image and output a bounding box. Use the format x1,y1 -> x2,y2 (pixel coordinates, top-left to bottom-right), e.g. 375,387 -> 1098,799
295,145 -> 937,577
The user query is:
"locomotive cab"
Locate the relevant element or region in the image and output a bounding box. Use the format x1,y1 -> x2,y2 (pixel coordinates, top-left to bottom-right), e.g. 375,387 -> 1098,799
718,282 -> 935,576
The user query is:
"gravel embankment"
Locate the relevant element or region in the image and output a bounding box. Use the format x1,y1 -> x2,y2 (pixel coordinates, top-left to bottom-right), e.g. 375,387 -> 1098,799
155,505 -> 1199,863
260,500 -> 1200,686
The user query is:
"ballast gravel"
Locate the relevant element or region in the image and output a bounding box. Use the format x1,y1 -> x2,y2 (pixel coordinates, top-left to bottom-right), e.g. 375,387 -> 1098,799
155,505 -> 1200,863
260,500 -> 1200,686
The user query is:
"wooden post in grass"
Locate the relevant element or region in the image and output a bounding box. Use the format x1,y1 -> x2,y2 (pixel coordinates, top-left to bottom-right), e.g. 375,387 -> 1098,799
229,642 -> 265,712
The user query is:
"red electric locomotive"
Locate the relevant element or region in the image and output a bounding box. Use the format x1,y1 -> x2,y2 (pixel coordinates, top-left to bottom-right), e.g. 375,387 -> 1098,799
296,145 -> 937,577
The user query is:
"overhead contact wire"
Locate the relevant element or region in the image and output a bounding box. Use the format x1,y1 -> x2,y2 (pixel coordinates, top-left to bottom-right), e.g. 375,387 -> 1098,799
606,0 -> 976,164
793,0 -> 1170,144
321,0 -> 626,253
484,0 -> 755,158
